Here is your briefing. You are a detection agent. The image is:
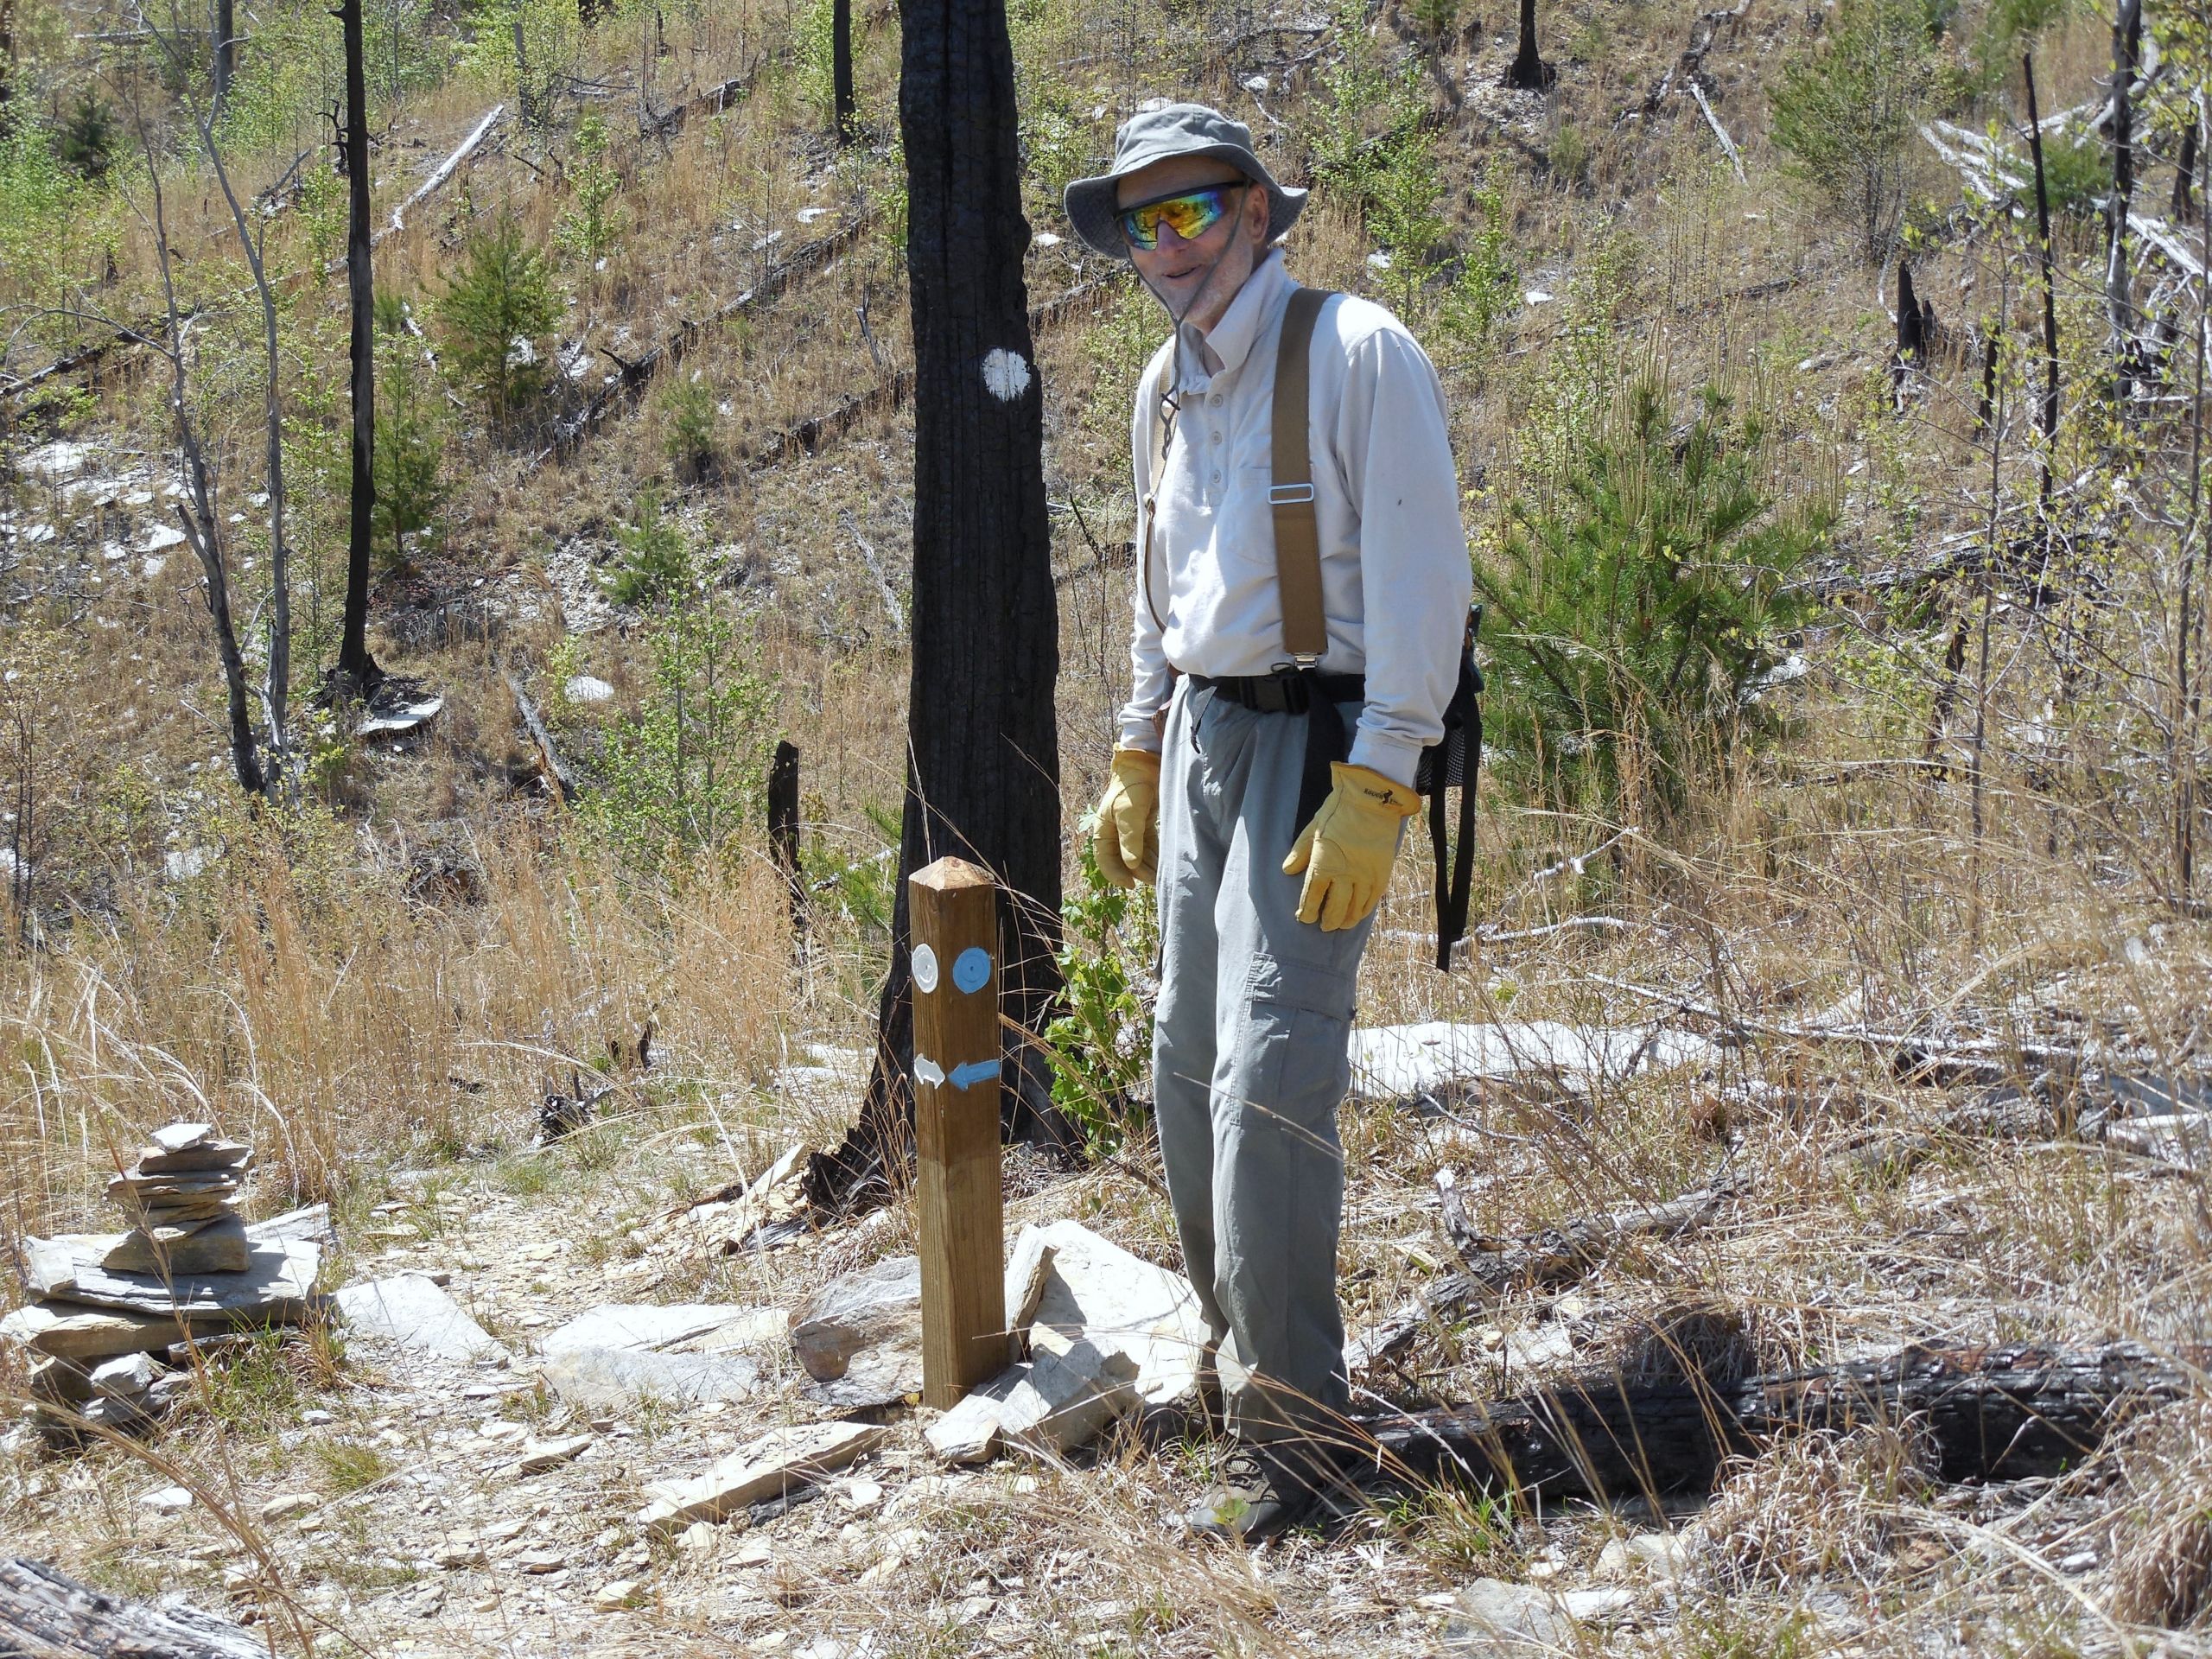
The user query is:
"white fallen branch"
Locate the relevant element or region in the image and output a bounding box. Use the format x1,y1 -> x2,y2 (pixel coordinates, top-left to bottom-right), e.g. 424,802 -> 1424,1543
382,105 -> 505,242
1688,81 -> 1746,182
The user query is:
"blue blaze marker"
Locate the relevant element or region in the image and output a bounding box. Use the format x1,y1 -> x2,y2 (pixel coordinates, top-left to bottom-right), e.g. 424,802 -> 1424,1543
949,1058 -> 1001,1090
952,947 -> 992,995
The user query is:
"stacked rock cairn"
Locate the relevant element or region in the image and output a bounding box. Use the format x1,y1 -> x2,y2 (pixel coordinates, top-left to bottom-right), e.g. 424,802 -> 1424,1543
2,1122 -> 323,1434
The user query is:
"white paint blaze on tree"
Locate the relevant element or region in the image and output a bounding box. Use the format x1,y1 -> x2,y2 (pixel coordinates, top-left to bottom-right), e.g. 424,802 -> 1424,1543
981,348 -> 1032,402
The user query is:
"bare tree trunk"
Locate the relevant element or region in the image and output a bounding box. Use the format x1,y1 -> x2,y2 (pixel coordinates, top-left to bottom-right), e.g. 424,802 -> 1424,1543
337,0 -> 382,690
1503,0 -> 1550,90
833,0 -> 855,141
211,0 -> 235,112
1,1557 -> 265,1658
2104,0 -> 2142,403
137,114 -> 264,798
2024,55 -> 2062,537
812,0 -> 1070,1207
2181,98 -> 2209,900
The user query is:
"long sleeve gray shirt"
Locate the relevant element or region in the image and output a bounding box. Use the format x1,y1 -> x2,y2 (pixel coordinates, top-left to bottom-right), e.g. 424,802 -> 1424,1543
1116,250 -> 1473,787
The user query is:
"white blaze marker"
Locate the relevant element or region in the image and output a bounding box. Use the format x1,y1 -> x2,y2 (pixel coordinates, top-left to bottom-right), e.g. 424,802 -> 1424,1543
981,349 -> 1032,404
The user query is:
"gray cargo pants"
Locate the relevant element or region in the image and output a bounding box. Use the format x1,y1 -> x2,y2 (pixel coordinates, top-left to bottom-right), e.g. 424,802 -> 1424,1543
1154,677 -> 1387,1444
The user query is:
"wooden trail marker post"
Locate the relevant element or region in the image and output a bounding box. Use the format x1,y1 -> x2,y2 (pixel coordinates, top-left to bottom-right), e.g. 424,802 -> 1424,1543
908,856 -> 1009,1408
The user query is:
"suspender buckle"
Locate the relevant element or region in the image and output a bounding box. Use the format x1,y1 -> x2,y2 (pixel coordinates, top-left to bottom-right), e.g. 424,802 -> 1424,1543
1268,481 -> 1315,505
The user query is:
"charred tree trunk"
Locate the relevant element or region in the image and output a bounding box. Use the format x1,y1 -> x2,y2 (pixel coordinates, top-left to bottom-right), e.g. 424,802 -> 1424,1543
811,0 -> 1069,1208
833,0 -> 856,141
2024,54 -> 2062,531
1364,1342 -> 2199,1501
336,0 -> 381,690
1503,0 -> 1552,90
1,1557 -> 267,1657
212,0 -> 235,111
769,738 -> 807,938
2104,0 -> 2142,403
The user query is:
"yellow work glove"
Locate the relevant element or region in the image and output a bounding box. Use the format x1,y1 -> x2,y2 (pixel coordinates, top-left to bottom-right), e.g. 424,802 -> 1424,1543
1093,746 -> 1162,888
1282,762 -> 1419,931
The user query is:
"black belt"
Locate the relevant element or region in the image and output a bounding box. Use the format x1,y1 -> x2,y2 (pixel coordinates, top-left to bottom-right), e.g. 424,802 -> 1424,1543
1188,670 -> 1365,715
1187,668 -> 1366,832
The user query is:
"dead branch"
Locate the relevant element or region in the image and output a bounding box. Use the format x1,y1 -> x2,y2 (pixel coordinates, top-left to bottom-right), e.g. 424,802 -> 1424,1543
1362,1341 -> 2201,1498
378,104 -> 505,244
504,670 -> 575,804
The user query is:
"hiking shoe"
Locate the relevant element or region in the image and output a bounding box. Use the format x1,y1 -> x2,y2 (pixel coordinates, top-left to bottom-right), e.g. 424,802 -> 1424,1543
1181,1443 -> 1315,1542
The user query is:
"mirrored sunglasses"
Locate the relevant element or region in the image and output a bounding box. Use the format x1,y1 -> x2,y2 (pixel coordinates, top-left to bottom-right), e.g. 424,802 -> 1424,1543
1117,181 -> 1249,251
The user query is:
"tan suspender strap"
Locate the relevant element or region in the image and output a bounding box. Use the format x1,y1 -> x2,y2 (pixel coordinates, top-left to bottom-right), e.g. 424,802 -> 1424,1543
1271,287 -> 1332,664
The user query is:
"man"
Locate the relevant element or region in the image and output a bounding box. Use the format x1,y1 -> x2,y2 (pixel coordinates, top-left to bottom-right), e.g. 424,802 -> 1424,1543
1064,105 -> 1472,1540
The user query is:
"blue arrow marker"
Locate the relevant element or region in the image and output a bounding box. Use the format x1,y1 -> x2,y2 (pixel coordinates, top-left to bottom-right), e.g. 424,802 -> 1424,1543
948,1058 -> 1001,1090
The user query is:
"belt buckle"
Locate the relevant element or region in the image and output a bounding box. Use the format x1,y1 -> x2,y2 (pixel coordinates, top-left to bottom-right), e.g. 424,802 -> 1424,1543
1266,663 -> 1310,715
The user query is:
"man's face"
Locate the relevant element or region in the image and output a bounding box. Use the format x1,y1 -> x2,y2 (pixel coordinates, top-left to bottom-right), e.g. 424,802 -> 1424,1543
1116,154 -> 1269,333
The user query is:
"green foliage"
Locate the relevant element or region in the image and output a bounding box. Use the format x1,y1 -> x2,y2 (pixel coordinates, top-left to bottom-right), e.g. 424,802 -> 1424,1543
1408,0 -> 1460,44
372,298 -> 448,573
57,90 -> 117,181
2032,130 -> 2109,218
1967,0 -> 2079,86
439,215 -> 560,422
1306,0 -> 1427,213
0,118 -> 84,280
1042,834 -> 1155,1158
601,490 -> 692,607
215,3 -> 344,158
1367,129 -> 1448,318
463,0 -> 582,126
658,372 -> 722,483
582,544 -> 775,880
794,0 -> 840,130
556,112 -> 623,258
1478,381 -> 1828,811
1769,0 -> 1950,264
1435,163 -> 1519,363
1018,73 -> 1091,204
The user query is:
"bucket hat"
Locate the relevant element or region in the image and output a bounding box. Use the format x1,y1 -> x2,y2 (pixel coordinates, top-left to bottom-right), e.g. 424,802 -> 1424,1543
1064,103 -> 1307,260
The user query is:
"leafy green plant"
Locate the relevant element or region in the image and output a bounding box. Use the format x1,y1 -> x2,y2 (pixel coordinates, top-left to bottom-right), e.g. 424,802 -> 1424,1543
440,214 -> 560,422
1367,129 -> 1448,318
657,372 -> 722,484
1478,380 -> 1829,811
582,512 -> 775,880
1434,162 -> 1519,363
556,112 -> 623,259
601,490 -> 692,607
1306,0 -> 1427,213
372,295 -> 448,572
1770,0 -> 1951,264
1042,833 -> 1156,1158
463,0 -> 582,127
57,89 -> 116,181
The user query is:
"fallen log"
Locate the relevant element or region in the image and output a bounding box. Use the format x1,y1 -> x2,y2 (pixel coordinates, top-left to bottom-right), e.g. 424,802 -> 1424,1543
0,1557 -> 267,1658
534,215 -> 870,465
379,104 -> 505,243
1362,1341 -> 2199,1500
504,671 -> 575,804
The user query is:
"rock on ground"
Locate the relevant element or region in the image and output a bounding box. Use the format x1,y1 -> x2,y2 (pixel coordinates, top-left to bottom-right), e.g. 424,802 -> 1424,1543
540,1345 -> 762,1413
329,1274 -> 509,1362
638,1420 -> 887,1533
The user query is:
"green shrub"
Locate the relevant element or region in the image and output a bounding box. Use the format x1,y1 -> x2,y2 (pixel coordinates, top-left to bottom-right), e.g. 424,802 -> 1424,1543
57,89 -> 116,181
440,215 -> 560,422
1306,0 -> 1427,213
556,112 -> 622,259
657,373 -> 722,484
1769,0 -> 1950,264
462,0 -> 582,128
601,490 -> 692,607
372,296 -> 448,573
1478,381 -> 1829,811
583,569 -> 775,880
1434,162 -> 1519,363
1042,834 -> 1156,1159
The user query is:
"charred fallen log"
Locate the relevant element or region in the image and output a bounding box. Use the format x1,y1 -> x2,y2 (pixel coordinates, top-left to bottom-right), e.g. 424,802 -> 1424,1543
1362,1341 -> 2198,1501
0,1557 -> 267,1658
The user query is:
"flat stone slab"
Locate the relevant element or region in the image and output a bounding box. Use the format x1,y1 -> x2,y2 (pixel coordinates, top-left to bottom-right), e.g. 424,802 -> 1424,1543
330,1274 -> 508,1362
639,1421 -> 887,1533
791,1255 -> 923,1383
1008,1219 -> 1207,1409
1351,1020 -> 1716,1100
1,1303 -> 189,1361
100,1215 -> 251,1275
542,1345 -> 762,1413
23,1238 -> 320,1319
925,1339 -> 1139,1465
541,1304 -> 772,1359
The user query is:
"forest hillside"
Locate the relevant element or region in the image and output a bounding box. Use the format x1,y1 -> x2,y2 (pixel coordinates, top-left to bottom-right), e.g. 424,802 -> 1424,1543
2,0 -> 2209,1649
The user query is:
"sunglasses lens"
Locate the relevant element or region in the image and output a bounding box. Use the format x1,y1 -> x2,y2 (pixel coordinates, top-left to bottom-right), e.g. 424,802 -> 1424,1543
1122,186 -> 1234,250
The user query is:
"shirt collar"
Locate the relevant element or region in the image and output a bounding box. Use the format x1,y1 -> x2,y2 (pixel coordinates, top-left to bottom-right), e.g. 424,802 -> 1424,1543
1175,248 -> 1292,383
